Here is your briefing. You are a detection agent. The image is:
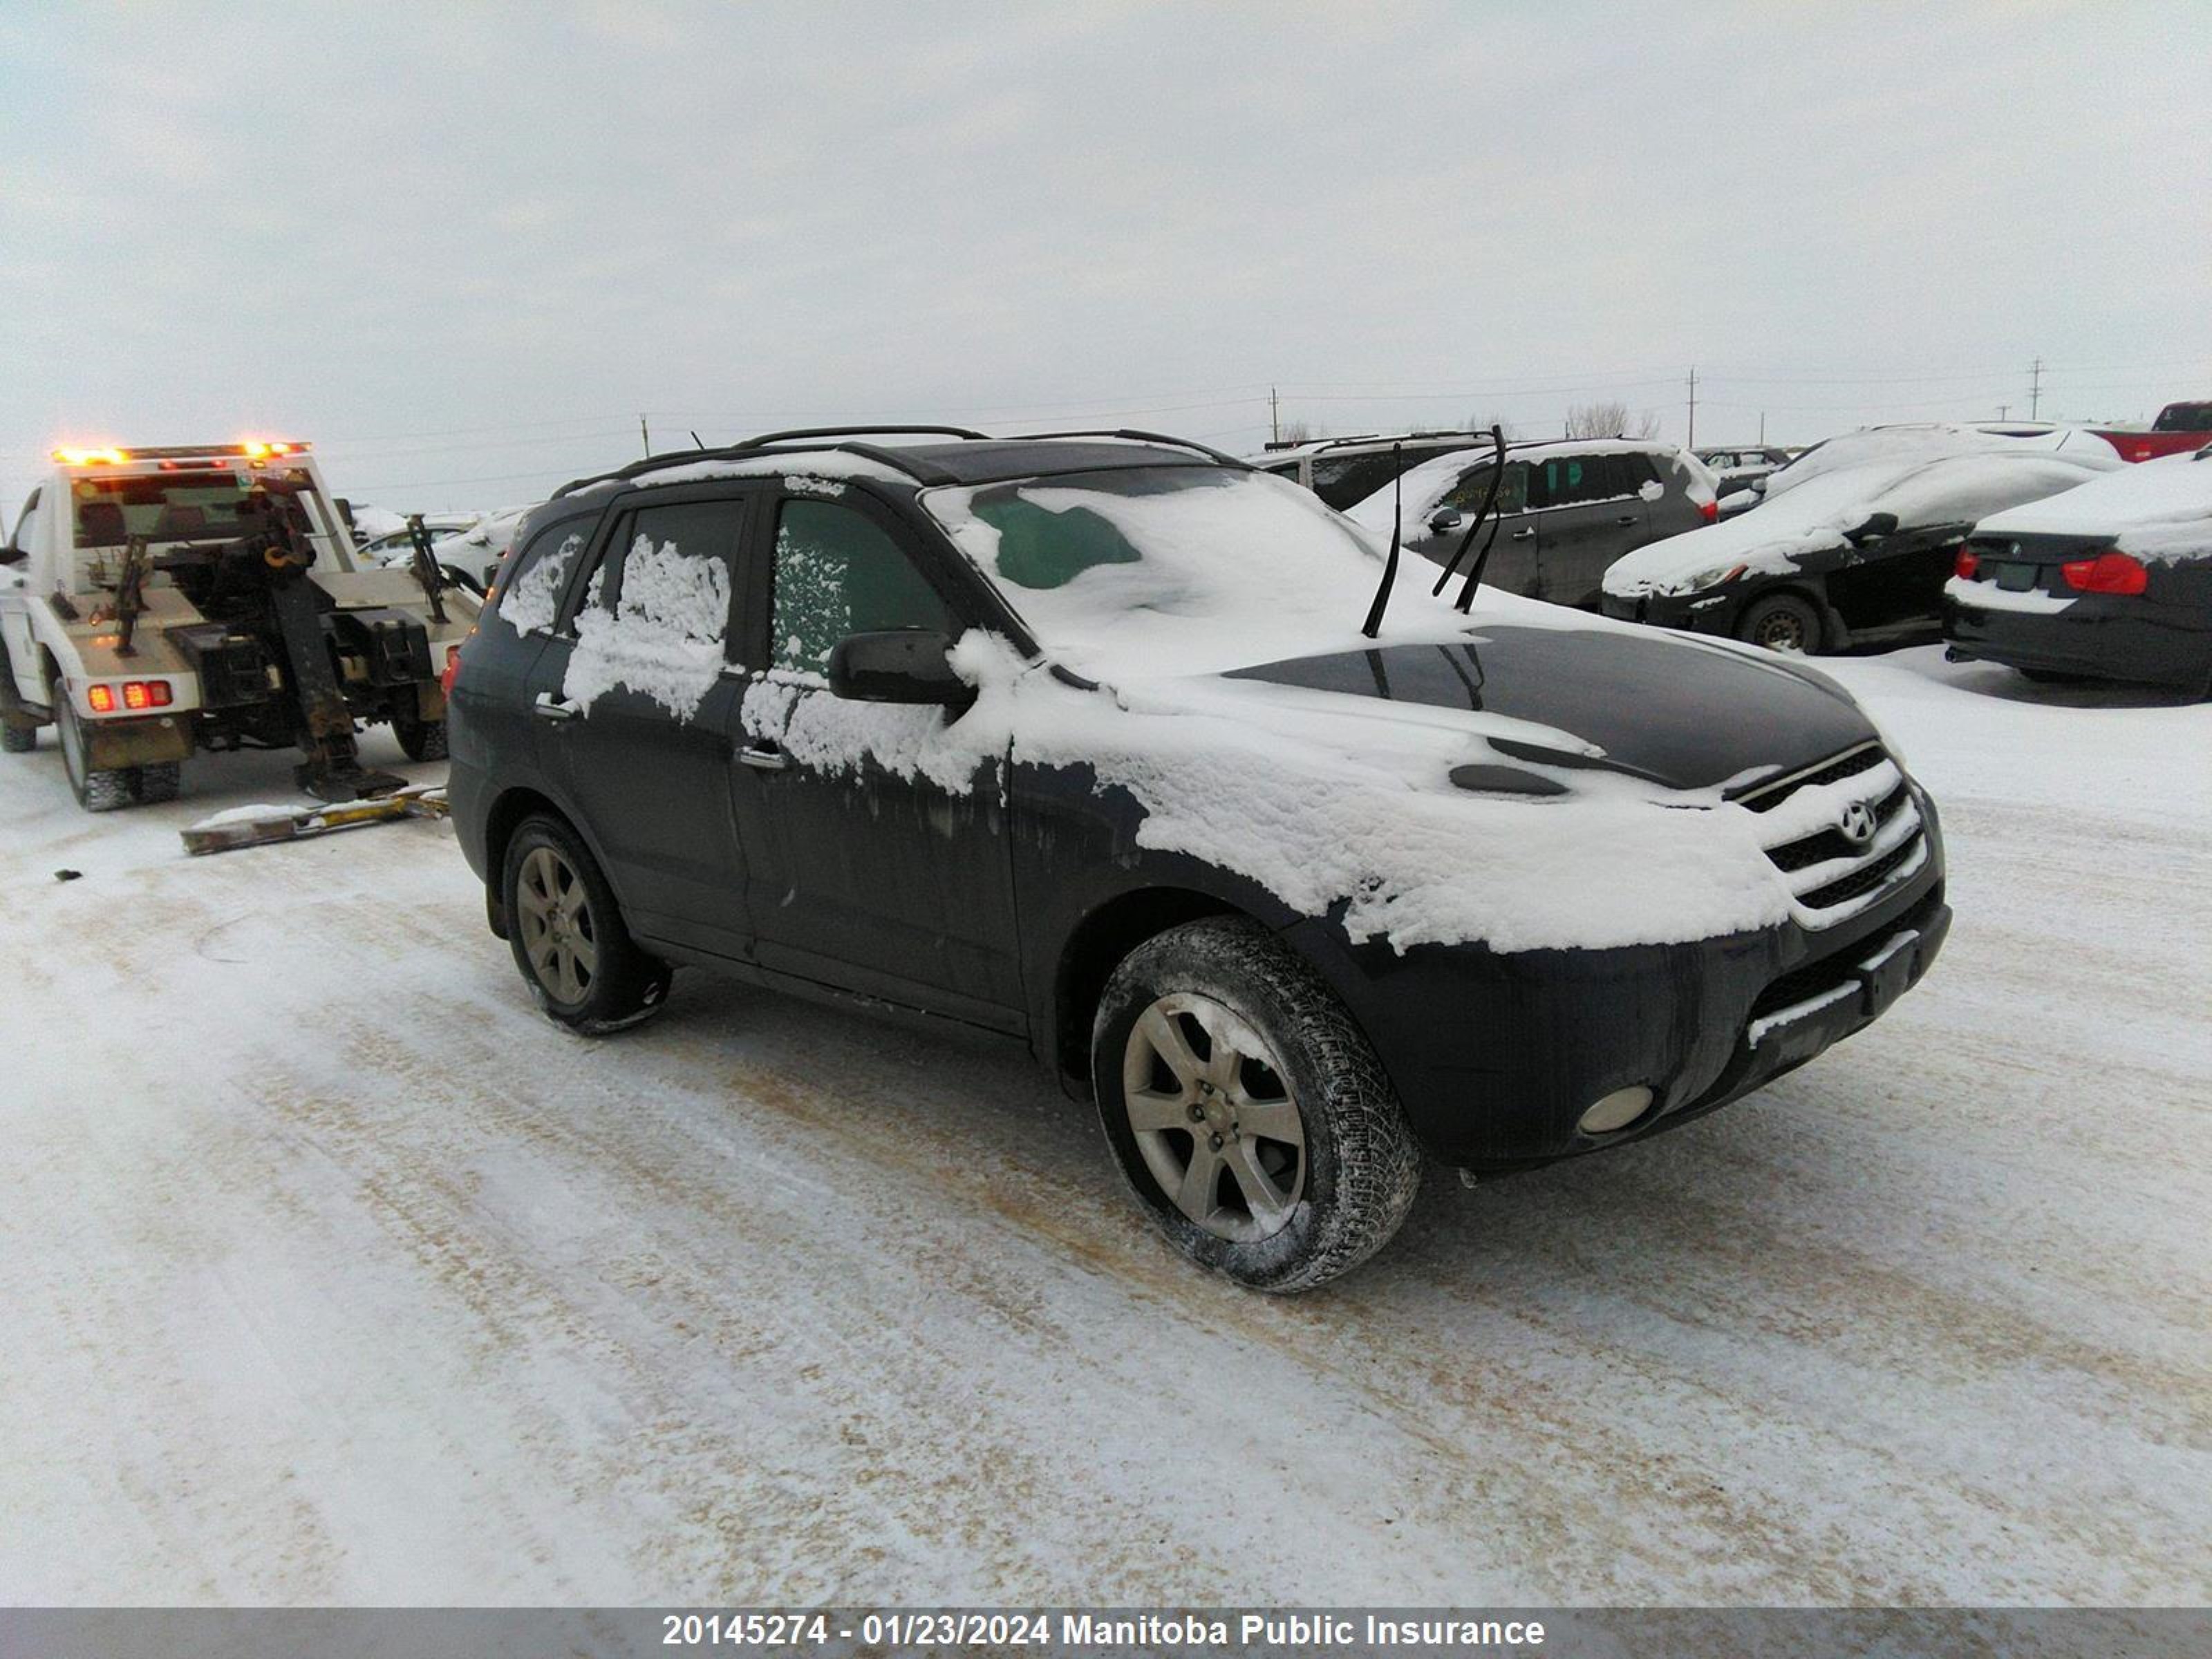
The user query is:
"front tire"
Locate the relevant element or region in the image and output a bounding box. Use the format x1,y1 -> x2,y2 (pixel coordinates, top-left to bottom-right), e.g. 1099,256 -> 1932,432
55,699 -> 133,812
1,720 -> 35,754
1737,590 -> 1824,654
500,814 -> 672,1033
1091,917 -> 1422,1293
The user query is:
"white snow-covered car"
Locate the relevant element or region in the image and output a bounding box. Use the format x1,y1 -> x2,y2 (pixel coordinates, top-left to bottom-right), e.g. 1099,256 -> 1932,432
1601,424 -> 2124,652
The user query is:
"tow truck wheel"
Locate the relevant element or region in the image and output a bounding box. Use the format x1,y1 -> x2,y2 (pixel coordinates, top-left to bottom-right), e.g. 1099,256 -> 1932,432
132,763 -> 181,804
0,721 -> 34,754
501,814 -> 672,1034
54,700 -> 133,813
395,713 -> 448,762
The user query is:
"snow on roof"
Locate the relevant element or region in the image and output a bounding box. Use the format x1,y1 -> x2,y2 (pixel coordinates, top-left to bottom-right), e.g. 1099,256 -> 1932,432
1975,448 -> 2212,554
1605,447 -> 2121,597
1761,423 -> 2116,502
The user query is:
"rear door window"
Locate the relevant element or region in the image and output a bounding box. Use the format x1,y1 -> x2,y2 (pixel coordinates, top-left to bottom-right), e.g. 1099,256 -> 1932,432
572,498 -> 746,659
1530,454 -> 1624,509
771,498 -> 955,676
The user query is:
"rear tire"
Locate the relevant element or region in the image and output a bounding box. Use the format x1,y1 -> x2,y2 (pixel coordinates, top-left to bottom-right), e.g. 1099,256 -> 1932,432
500,814 -> 672,1034
54,700 -> 133,812
1091,916 -> 1423,1293
395,713 -> 449,762
132,762 -> 182,803
1737,590 -> 1825,654
1,721 -> 35,753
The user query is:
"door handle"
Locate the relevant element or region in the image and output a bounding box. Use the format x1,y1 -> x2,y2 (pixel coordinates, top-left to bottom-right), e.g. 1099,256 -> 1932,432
738,743 -> 789,772
1510,527 -> 1536,541
533,693 -> 581,722
1615,514 -> 1639,526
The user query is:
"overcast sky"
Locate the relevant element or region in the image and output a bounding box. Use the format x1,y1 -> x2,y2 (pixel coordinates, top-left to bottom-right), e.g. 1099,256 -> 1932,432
4,1 -> 2208,516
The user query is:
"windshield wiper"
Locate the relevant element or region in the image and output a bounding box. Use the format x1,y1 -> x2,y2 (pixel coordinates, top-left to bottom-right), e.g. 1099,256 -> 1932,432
1358,442 -> 1406,639
1427,426 -> 1509,614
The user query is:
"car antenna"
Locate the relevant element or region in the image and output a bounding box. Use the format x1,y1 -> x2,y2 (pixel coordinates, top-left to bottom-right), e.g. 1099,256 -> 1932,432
1427,427 -> 1508,614
1358,442 -> 1405,639
690,431 -> 706,449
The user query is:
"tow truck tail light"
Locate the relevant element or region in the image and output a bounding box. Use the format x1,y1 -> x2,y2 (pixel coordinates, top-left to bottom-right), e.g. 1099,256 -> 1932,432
2060,550 -> 2148,595
86,680 -> 174,713
1954,547 -> 1980,581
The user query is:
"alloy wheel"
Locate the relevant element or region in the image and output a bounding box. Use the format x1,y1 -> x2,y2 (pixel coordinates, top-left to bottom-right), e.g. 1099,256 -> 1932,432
516,845 -> 598,1004
1121,991 -> 1306,1241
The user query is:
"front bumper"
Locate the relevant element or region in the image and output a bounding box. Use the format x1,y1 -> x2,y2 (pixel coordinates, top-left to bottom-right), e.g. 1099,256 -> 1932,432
1943,594 -> 2212,691
1602,585 -> 1746,638
1286,804 -> 1950,1173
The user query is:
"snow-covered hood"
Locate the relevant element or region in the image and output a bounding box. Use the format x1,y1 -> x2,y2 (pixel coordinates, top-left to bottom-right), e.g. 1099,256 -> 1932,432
1216,623 -> 1871,794
1605,449 -> 2121,599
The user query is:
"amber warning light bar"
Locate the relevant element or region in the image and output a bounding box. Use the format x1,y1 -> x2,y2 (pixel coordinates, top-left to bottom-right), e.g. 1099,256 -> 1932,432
50,440 -> 313,466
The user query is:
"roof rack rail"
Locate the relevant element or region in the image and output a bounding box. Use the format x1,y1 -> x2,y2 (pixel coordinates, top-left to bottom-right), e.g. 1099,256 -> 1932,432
1006,428 -> 1253,470
554,423 -> 1252,499
553,426 -> 1000,498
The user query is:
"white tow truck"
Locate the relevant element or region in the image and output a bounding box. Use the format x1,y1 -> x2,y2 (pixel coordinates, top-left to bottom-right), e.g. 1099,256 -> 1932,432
1,442 -> 481,811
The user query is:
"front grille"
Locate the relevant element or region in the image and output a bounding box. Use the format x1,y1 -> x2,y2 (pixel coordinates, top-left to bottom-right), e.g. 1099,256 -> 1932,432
1740,742 -> 1927,924
1765,780 -> 1911,872
1749,952 -> 1858,1022
1799,836 -> 1922,909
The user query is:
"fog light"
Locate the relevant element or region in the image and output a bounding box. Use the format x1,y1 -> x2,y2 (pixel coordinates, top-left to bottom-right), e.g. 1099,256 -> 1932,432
1579,1085 -> 1655,1136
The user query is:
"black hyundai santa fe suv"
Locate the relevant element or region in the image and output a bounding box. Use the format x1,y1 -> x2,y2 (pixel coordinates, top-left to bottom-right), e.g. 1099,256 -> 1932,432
447,427 -> 1950,1291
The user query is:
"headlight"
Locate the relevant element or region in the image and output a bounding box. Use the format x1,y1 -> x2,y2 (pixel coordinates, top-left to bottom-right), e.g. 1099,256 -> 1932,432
1679,561 -> 1747,593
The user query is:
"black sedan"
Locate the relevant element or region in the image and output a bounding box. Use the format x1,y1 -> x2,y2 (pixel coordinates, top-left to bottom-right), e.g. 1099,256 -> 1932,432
1945,445 -> 2212,695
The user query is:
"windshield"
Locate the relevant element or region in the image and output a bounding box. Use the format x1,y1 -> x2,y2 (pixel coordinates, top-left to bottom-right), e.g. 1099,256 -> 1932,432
68,467 -> 353,565
926,465 -> 1470,679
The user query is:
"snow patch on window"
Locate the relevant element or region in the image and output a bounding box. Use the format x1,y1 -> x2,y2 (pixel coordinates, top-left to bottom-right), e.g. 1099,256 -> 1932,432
563,534 -> 731,719
498,532 -> 581,635
785,475 -> 847,498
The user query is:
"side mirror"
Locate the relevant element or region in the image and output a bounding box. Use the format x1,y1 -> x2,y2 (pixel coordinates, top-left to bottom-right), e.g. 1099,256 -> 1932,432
827,628 -> 971,706
1846,511 -> 1900,545
0,545 -> 24,567
1427,509 -> 1464,534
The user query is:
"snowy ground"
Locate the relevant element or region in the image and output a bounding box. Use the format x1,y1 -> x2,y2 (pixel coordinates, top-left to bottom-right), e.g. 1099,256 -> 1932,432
2,647 -> 2206,1606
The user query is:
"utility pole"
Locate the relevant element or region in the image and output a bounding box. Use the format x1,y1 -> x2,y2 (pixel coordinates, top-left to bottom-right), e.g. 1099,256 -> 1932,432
1269,387 -> 1280,447
639,414 -> 653,456
1686,366 -> 1698,449
1758,410 -> 1765,444
1998,404 -> 2011,420
2028,358 -> 2043,420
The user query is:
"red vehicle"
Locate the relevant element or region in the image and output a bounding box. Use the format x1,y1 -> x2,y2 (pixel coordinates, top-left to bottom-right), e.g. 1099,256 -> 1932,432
2092,401 -> 2212,463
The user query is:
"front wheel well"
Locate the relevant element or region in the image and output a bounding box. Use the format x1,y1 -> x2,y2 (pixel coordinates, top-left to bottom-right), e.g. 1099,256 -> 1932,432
1053,887 -> 1246,1089
481,786 -> 568,939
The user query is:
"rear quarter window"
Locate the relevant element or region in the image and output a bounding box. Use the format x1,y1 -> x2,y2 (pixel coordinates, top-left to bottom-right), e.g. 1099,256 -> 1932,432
495,516 -> 597,635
